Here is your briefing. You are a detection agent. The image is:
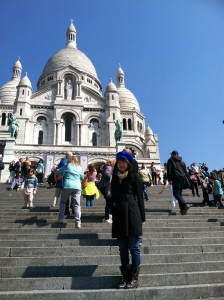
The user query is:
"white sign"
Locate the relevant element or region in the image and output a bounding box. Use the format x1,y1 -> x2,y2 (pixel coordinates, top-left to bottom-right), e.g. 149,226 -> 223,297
44,153 -> 55,178
80,154 -> 88,173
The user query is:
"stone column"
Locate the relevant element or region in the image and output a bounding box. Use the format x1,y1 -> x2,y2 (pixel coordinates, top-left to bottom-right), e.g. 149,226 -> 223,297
76,124 -> 79,146
133,111 -> 137,133
0,138 -> 15,182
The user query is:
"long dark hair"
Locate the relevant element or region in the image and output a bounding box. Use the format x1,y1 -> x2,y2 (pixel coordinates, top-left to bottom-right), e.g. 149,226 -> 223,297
113,159 -> 135,181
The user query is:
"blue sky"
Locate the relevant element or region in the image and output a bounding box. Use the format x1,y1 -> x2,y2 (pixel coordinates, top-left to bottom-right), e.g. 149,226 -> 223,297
0,0 -> 223,171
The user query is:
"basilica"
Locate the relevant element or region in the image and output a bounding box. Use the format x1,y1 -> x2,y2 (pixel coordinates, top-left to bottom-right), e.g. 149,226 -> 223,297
0,20 -> 160,181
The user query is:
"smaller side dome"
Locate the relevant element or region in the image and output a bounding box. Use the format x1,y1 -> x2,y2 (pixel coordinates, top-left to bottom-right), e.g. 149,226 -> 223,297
14,57 -> 22,69
19,72 -> 32,88
144,124 -> 153,136
116,63 -> 124,78
105,78 -> 117,93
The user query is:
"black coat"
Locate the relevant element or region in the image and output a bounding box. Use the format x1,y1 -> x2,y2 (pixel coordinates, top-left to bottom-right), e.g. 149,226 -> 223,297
111,173 -> 145,238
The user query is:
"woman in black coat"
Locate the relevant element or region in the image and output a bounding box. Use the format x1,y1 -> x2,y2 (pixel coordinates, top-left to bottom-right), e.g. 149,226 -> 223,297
111,151 -> 145,289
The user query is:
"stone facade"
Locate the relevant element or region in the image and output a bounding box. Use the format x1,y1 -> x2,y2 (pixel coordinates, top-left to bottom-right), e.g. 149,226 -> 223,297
0,20 -> 160,182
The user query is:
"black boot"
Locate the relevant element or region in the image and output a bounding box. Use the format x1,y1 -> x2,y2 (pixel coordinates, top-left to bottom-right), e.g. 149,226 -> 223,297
125,266 -> 140,289
117,265 -> 129,289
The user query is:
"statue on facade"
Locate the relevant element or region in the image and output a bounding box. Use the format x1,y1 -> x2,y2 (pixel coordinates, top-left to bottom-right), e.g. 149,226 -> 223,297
65,80 -> 73,100
8,114 -> 19,139
114,120 -> 123,142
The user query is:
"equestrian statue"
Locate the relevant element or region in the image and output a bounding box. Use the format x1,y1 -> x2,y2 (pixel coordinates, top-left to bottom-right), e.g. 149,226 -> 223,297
8,114 -> 19,139
114,120 -> 123,142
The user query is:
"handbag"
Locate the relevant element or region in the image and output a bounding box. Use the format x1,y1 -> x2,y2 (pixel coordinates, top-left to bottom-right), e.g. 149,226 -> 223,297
55,164 -> 68,189
56,178 -> 63,188
208,194 -> 214,201
183,176 -> 192,190
81,177 -> 88,189
36,169 -> 42,174
104,180 -> 112,199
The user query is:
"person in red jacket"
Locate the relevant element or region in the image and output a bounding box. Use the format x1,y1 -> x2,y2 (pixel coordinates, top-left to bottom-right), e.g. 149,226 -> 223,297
189,170 -> 200,197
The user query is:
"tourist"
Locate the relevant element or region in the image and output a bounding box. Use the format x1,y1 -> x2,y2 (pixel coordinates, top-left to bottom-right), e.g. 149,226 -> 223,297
99,159 -> 116,223
10,172 -> 23,191
159,179 -> 178,208
36,159 -> 44,185
209,175 -> 224,208
167,150 -> 189,215
111,150 -> 145,289
189,170 -> 200,197
8,160 -> 16,183
82,163 -> 99,207
14,158 -> 23,175
123,147 -> 138,172
52,162 -> 62,207
150,162 -> 157,185
22,168 -> 38,208
57,152 -> 72,214
22,156 -> 31,179
56,155 -> 84,228
0,154 -> 4,170
138,164 -> 152,201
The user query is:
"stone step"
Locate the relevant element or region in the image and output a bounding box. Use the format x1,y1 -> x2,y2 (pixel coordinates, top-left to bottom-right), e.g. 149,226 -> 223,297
1,271 -> 224,291
2,261 -> 224,278
1,251 -> 223,267
1,182 -> 224,299
0,252 -> 224,267
1,244 -> 224,258
0,285 -> 224,300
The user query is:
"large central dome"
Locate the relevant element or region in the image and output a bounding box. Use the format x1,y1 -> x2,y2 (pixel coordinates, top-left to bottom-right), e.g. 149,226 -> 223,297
38,20 -> 100,88
42,47 -> 98,79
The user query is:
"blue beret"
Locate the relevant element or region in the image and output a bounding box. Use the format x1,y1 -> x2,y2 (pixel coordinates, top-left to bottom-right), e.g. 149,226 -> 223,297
116,151 -> 133,165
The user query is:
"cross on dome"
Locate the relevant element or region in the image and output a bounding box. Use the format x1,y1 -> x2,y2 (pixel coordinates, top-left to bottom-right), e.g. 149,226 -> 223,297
70,19 -> 74,24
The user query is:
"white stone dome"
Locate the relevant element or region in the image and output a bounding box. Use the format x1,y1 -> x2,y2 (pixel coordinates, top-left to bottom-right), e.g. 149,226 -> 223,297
117,86 -> 140,111
0,80 -> 18,104
19,73 -> 32,88
116,64 -> 124,78
105,79 -> 117,92
67,22 -> 76,33
145,125 -> 153,136
41,47 -> 98,80
14,59 -> 22,69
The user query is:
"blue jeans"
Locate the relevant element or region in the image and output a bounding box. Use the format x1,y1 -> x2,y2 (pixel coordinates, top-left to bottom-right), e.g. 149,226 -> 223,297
172,177 -> 186,210
117,236 -> 141,269
142,182 -> 149,199
86,195 -> 94,207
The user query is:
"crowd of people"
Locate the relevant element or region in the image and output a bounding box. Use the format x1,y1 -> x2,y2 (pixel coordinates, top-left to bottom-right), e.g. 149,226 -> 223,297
3,149 -> 224,289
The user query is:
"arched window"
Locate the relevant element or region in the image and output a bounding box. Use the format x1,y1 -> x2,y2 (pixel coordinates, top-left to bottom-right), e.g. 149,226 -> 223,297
123,118 -> 127,130
20,109 -> 22,116
113,113 -> 115,120
38,131 -> 43,144
65,119 -> 72,142
22,90 -> 24,95
112,95 -> 114,100
1,113 -> 6,125
128,119 -> 132,130
137,121 -> 139,129
92,132 -> 97,146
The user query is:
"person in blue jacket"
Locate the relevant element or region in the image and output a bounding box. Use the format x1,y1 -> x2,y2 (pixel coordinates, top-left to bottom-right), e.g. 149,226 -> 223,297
56,155 -> 84,228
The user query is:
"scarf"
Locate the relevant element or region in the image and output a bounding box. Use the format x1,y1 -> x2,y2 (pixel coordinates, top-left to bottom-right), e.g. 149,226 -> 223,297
117,171 -> 128,183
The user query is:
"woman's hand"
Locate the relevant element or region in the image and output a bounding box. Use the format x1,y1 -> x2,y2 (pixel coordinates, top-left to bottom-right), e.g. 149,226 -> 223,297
33,190 -> 36,195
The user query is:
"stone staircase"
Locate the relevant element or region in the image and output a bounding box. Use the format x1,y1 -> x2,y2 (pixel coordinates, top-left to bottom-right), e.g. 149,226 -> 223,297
0,182 -> 224,299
